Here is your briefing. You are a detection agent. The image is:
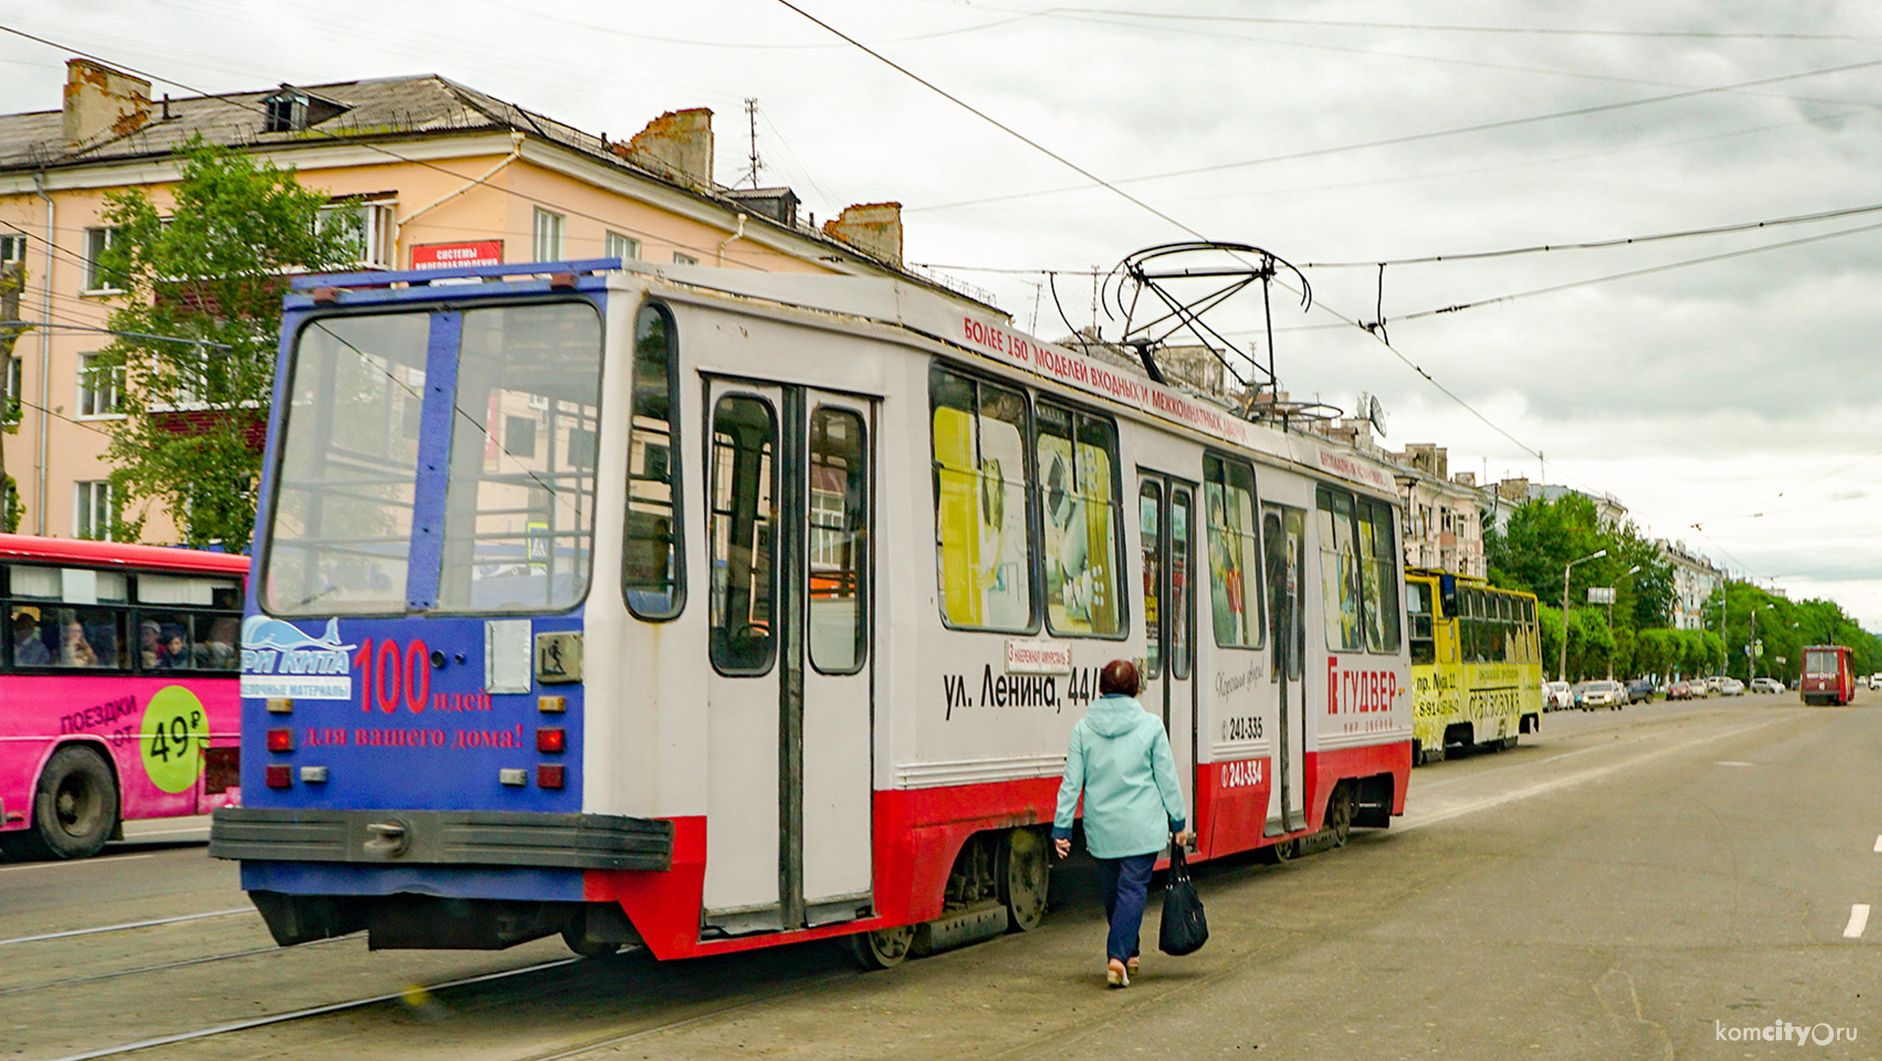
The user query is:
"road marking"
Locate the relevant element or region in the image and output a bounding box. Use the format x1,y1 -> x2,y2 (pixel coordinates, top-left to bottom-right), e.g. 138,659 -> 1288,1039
1873,835 -> 1881,853
1715,761 -> 1755,767
0,907 -> 249,947
118,825 -> 210,838
1401,715 -> 1793,832
0,853 -> 152,875
1844,904 -> 1870,939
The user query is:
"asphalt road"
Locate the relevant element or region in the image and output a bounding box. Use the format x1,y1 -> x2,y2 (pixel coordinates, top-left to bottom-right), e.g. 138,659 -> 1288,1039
2,689 -> 1875,1060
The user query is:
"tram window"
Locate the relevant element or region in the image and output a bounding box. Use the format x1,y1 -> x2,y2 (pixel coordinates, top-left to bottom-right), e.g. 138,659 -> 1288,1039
1316,487 -> 1364,652
1139,482 -> 1161,679
266,311 -> 430,615
1406,579 -> 1435,666
709,394 -> 777,675
1038,401 -> 1122,637
930,367 -> 1033,632
1204,455 -> 1264,649
1357,497 -> 1401,654
808,407 -> 867,674
437,302 -> 603,613
1169,487 -> 1193,680
623,303 -> 684,620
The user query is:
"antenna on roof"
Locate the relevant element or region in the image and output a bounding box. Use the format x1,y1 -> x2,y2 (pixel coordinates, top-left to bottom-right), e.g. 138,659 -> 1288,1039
743,98 -> 762,189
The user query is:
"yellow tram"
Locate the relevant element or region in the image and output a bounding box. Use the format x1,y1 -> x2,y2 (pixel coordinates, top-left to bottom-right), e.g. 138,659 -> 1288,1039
1404,568 -> 1542,764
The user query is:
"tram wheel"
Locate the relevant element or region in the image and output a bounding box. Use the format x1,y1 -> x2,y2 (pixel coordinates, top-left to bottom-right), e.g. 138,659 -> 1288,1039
849,924 -> 916,970
1256,837 -> 1297,864
1323,786 -> 1354,849
997,827 -> 1049,932
19,746 -> 118,861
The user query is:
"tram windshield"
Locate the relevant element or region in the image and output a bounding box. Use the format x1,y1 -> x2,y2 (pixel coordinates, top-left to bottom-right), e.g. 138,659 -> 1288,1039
263,302 -> 603,617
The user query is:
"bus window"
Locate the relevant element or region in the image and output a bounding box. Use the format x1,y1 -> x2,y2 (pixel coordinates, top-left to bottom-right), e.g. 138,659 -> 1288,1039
807,406 -> 867,674
1038,401 -> 1121,637
931,367 -> 1033,632
1204,455 -> 1264,648
624,303 -> 683,620
709,395 -> 778,675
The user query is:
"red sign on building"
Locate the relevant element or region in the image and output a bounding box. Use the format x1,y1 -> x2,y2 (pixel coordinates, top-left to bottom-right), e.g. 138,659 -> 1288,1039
411,240 -> 504,270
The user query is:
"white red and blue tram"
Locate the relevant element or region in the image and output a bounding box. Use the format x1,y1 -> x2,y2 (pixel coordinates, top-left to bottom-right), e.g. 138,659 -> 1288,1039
211,258 -> 1411,964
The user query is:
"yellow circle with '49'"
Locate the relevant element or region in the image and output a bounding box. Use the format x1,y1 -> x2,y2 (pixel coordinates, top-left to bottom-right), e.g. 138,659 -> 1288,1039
140,686 -> 208,794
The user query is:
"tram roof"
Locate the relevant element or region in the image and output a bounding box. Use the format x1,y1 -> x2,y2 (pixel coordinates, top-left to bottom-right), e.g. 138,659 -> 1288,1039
628,262 -> 1404,498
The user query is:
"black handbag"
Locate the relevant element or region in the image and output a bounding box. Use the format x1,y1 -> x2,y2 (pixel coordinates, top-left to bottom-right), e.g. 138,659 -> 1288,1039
1158,838 -> 1209,955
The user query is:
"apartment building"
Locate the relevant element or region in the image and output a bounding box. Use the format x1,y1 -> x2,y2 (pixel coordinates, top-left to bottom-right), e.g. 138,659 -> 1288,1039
0,58 -> 987,543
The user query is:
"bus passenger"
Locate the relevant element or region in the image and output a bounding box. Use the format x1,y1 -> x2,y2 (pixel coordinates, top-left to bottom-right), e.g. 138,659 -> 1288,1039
12,612 -> 51,666
61,619 -> 99,668
1051,659 -> 1191,988
140,620 -> 164,668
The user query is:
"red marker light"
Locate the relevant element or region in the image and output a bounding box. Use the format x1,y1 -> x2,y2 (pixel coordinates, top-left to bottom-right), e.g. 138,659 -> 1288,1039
266,728 -> 295,753
264,764 -> 293,788
536,764 -> 566,790
536,727 -> 565,754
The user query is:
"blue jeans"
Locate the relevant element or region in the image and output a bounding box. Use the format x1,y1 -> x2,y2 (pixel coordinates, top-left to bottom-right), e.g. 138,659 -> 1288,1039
1096,853 -> 1157,963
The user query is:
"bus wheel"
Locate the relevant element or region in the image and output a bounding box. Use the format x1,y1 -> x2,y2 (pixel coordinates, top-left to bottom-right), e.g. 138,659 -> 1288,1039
27,746 -> 118,860
997,828 -> 1049,932
1324,785 -> 1354,848
849,924 -> 916,970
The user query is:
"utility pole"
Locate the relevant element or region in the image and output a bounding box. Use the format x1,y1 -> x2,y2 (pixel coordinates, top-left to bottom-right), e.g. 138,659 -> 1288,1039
0,261 -> 25,532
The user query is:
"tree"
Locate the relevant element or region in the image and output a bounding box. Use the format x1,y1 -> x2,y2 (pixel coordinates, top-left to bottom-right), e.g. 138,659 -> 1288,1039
0,261 -> 25,531
95,138 -> 356,550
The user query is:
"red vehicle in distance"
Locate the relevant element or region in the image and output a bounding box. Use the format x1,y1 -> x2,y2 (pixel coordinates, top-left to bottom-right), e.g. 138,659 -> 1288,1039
1800,644 -> 1855,706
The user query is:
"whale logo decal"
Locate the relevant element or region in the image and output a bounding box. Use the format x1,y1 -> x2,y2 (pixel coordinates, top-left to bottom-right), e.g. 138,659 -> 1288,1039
241,616 -> 356,653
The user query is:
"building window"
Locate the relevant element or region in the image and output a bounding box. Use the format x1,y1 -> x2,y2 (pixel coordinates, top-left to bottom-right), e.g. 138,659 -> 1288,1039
264,90 -> 309,133
74,481 -> 115,541
0,234 -> 23,263
532,208 -> 565,261
83,227 -> 122,293
319,200 -> 396,269
672,252 -> 699,266
77,353 -> 122,418
604,231 -> 640,261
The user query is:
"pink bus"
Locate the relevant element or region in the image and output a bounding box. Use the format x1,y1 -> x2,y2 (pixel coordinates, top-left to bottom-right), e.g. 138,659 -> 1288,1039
0,535 -> 247,860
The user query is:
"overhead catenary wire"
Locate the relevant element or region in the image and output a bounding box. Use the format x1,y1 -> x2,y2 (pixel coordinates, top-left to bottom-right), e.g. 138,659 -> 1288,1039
912,53 -> 1882,214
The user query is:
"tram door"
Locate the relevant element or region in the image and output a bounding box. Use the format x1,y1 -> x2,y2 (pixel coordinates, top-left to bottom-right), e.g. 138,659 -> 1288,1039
1263,503 -> 1308,834
702,378 -> 876,935
1138,474 -> 1197,822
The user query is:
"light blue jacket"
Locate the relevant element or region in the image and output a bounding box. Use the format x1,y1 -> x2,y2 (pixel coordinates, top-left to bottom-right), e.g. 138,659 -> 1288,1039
1052,694 -> 1187,858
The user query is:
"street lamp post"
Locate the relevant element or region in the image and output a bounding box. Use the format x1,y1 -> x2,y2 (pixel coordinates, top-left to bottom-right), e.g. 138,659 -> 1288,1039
1606,564 -> 1641,680
1561,548 -> 1607,682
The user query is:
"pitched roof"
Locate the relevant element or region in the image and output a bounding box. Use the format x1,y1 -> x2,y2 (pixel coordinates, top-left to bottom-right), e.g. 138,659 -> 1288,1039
0,74 -> 610,172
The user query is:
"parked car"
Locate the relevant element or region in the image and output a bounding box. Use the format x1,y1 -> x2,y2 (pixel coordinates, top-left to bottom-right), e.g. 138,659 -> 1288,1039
1704,676 -> 1725,693
1575,679 -> 1626,710
1750,677 -> 1784,694
1625,678 -> 1656,704
1717,677 -> 1746,696
1543,680 -> 1573,711
1667,680 -> 1697,700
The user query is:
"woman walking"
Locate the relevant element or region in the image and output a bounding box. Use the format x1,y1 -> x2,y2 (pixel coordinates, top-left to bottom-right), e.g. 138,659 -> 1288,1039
1052,659 -> 1190,987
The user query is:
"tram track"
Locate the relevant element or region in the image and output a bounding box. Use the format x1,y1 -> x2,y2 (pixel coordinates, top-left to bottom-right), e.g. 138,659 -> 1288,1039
33,945 -> 865,1061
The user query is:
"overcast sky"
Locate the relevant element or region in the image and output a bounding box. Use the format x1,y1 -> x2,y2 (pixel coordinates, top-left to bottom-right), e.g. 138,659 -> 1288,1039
6,0 -> 1880,629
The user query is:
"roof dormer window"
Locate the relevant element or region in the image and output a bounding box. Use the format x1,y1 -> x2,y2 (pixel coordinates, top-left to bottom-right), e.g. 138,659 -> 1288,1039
262,86 -> 347,133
